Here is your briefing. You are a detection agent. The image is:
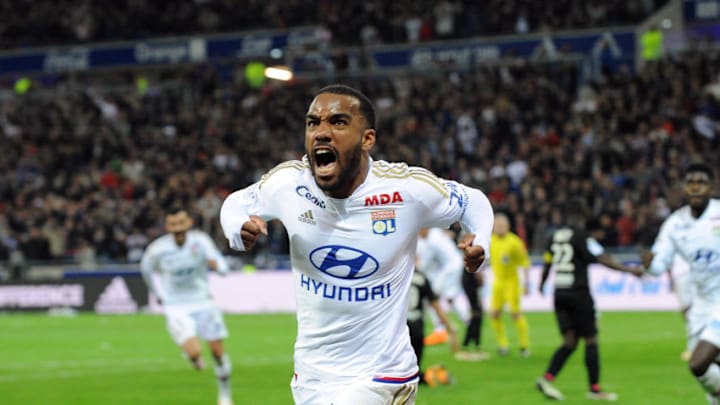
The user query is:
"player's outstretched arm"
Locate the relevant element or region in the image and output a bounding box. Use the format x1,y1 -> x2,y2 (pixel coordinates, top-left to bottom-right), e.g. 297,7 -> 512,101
597,254 -> 644,277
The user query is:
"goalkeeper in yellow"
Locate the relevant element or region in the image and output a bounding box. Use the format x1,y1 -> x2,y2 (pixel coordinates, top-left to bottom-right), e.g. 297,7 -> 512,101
489,213 -> 531,357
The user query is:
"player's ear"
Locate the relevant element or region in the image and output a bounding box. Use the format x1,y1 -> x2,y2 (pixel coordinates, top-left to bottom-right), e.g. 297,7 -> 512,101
361,128 -> 375,151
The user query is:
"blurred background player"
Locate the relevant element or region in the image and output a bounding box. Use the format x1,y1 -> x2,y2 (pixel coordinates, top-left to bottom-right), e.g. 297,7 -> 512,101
416,228 -> 471,347
140,206 -> 234,405
407,268 -> 458,386
642,162 -> 720,404
458,261 -> 489,361
488,213 -> 531,357
536,198 -> 642,402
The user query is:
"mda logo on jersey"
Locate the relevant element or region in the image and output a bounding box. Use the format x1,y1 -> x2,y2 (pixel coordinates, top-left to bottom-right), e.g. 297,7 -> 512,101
309,245 -> 379,279
371,210 -> 396,235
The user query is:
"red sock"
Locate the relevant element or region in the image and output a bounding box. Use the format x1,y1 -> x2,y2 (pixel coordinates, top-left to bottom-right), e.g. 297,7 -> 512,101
591,383 -> 601,393
544,373 -> 555,382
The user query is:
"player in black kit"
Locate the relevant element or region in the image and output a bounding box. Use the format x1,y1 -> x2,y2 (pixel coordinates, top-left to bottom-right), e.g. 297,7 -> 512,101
407,269 -> 458,386
535,198 -> 643,401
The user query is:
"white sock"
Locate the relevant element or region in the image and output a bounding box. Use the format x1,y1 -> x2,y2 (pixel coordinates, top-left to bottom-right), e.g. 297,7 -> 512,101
698,364 -> 720,396
215,353 -> 232,399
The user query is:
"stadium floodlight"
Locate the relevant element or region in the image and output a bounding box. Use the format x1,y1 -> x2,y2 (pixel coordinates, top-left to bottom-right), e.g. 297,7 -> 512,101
264,66 -> 293,81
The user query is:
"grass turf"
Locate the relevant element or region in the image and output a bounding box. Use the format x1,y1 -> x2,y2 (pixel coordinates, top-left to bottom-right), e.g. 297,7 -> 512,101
0,311 -> 701,404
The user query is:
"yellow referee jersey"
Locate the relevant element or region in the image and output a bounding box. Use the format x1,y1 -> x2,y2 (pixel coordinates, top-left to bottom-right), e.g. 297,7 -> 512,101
490,232 -> 530,281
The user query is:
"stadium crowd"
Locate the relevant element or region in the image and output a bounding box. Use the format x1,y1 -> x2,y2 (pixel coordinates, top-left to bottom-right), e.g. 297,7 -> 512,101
0,0 -> 666,50
0,46 -> 718,273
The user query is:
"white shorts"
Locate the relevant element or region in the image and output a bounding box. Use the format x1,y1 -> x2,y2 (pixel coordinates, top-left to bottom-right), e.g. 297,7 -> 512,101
688,302 -> 720,360
674,271 -> 696,310
426,271 -> 463,300
290,372 -> 418,405
164,303 -> 228,345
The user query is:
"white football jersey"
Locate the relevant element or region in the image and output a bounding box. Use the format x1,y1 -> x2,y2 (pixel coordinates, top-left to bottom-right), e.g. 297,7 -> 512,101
220,157 -> 493,382
140,230 -> 229,306
416,228 -> 464,298
649,199 -> 720,303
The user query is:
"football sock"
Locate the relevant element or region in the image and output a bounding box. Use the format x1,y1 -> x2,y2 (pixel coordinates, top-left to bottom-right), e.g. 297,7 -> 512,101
547,345 -> 575,377
491,317 -> 508,349
215,353 -> 232,398
463,314 -> 482,347
698,364 -> 720,396
515,315 -> 530,349
585,343 -> 600,388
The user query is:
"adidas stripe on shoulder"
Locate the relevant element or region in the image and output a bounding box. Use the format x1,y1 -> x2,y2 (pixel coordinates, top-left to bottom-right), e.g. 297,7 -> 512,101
259,160 -> 308,189
371,161 -> 449,198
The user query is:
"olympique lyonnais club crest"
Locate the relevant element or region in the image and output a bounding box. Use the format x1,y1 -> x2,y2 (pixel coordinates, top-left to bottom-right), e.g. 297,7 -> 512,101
371,210 -> 396,236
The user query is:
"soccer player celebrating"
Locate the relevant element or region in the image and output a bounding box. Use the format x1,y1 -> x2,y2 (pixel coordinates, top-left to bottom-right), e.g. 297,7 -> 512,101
140,206 -> 234,405
642,162 -> 720,404
489,213 -> 531,357
220,84 -> 494,405
536,198 -> 642,401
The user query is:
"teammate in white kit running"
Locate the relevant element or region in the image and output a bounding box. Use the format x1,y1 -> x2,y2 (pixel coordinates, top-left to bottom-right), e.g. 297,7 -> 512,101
220,85 -> 494,405
416,228 -> 469,346
642,162 -> 720,404
141,207 -> 234,405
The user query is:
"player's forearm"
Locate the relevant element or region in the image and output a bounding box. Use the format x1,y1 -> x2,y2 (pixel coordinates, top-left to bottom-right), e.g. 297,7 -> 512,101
140,271 -> 162,300
597,254 -> 635,274
220,188 -> 255,252
458,186 -> 494,255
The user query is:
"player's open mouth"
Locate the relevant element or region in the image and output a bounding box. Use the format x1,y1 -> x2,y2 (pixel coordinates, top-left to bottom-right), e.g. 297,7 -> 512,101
313,147 -> 337,177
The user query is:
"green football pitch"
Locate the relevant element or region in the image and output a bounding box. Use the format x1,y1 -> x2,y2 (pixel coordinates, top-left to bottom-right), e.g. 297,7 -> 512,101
0,311 -> 704,404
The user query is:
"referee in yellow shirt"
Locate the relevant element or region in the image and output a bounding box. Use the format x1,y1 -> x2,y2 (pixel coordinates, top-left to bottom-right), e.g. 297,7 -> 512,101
489,213 -> 531,357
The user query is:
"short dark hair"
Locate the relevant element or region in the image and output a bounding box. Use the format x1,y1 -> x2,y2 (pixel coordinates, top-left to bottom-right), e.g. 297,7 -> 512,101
685,161 -> 714,180
315,84 -> 376,129
565,197 -> 590,223
166,203 -> 187,216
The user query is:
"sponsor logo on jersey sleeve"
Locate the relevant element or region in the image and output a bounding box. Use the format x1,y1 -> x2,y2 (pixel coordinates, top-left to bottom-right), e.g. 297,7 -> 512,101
364,192 -> 403,206
371,210 -> 397,235
296,185 -> 326,208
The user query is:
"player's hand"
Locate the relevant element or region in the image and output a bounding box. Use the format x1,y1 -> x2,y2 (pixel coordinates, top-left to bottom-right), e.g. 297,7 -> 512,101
155,297 -> 163,305
458,233 -> 485,273
640,250 -> 654,269
628,265 -> 645,278
523,282 -> 530,296
241,215 -> 268,250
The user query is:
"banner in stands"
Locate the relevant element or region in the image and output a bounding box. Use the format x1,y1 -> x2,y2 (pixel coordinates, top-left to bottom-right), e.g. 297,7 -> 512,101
684,0 -> 720,21
0,26 -> 320,75
0,273 -> 148,313
367,31 -> 635,70
184,264 -> 677,314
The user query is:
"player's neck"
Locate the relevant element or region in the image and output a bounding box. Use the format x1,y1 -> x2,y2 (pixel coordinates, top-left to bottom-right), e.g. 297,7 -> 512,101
173,234 -> 187,247
690,201 -> 709,219
326,155 -> 370,199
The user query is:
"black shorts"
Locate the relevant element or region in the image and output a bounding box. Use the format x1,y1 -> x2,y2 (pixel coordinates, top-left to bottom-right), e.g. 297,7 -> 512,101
553,290 -> 597,337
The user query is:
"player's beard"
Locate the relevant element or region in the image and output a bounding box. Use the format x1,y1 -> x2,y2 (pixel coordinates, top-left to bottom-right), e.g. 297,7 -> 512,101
312,140 -> 363,195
